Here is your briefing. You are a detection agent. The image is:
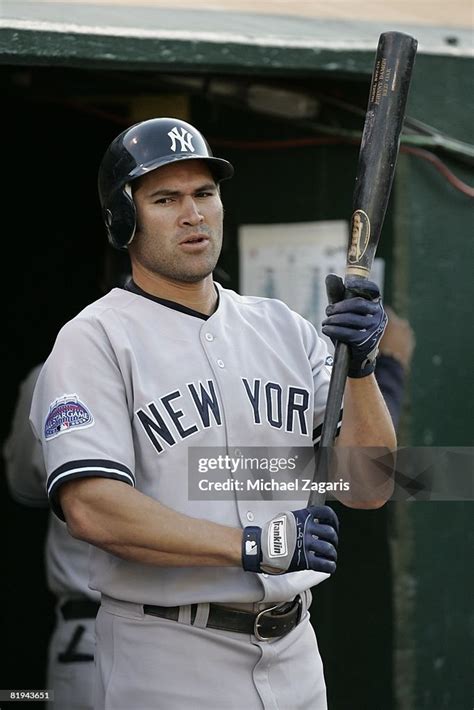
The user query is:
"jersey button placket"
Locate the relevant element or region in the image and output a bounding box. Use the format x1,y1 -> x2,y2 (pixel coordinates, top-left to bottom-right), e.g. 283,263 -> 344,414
202,332 -> 224,368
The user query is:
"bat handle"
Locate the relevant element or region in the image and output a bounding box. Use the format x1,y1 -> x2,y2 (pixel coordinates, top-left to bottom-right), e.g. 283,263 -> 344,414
320,341 -> 350,447
308,341 -> 350,506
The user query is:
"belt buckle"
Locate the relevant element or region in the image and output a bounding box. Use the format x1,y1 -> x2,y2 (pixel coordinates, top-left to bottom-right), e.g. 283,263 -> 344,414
254,603 -> 283,641
254,596 -> 303,642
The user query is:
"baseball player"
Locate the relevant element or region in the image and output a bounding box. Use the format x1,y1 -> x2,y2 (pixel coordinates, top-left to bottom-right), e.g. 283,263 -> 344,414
4,317 -> 409,710
29,117 -> 396,710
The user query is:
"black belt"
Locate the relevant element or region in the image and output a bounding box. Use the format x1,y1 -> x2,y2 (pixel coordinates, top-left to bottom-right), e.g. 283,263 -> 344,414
60,599 -> 100,621
143,596 -> 303,641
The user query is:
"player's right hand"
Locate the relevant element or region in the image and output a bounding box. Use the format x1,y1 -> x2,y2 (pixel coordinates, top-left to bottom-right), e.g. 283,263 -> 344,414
242,505 -> 339,575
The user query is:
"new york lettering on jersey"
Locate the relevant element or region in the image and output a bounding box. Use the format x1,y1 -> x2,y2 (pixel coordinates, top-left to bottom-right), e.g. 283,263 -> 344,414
136,378 -> 310,453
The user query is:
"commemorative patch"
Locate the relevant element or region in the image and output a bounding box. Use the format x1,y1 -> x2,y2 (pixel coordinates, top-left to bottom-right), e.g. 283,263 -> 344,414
45,394 -> 94,440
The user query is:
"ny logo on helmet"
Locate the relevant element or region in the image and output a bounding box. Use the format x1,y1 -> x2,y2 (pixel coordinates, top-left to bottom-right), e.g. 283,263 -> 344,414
168,126 -> 195,153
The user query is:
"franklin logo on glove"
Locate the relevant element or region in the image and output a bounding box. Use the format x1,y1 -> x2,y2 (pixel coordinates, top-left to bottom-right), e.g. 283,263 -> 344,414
269,517 -> 287,557
242,505 -> 339,576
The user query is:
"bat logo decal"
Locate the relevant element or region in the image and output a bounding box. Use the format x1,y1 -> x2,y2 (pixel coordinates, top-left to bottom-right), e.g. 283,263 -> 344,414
348,210 -> 371,264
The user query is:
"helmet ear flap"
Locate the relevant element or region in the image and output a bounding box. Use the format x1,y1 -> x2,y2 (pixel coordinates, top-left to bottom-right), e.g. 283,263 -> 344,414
104,186 -> 136,250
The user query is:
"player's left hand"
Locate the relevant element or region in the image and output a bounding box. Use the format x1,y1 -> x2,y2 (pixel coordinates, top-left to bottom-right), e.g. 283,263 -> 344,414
242,505 -> 339,576
322,274 -> 387,378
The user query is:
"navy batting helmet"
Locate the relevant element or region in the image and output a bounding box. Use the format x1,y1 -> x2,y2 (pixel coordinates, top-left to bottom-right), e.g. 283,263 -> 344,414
98,117 -> 234,250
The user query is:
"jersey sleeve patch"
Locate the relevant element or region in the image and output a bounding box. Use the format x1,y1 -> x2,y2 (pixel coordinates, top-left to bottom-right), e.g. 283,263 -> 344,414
312,409 -> 343,449
47,459 -> 135,521
45,394 -> 94,440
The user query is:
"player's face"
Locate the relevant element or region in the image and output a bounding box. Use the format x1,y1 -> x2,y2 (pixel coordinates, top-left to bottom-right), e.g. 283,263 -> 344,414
130,160 -> 224,284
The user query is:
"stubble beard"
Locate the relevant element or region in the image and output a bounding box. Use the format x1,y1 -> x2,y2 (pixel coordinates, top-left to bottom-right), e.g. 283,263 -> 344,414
134,227 -> 223,284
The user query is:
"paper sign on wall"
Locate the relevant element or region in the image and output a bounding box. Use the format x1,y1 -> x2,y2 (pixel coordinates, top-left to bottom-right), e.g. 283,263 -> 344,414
239,220 -> 384,351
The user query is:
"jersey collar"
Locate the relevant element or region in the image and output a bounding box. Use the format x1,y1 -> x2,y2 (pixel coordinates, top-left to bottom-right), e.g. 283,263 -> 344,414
122,279 -> 219,321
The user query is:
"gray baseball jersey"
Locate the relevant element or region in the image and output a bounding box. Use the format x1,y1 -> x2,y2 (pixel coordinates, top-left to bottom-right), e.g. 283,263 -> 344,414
30,282 -> 341,607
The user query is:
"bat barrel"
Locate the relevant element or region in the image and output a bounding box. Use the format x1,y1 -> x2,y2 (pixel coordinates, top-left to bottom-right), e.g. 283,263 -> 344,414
348,32 -> 418,279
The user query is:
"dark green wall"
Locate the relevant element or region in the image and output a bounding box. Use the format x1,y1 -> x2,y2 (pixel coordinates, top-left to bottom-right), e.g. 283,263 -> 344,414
391,54 -> 473,710
393,54 -> 473,446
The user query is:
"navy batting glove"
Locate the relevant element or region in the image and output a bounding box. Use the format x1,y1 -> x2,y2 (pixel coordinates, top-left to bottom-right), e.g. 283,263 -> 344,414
322,274 -> 388,378
242,505 -> 339,576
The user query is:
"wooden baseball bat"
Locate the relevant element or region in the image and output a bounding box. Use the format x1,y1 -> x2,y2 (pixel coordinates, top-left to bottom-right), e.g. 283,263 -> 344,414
308,31 -> 418,506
